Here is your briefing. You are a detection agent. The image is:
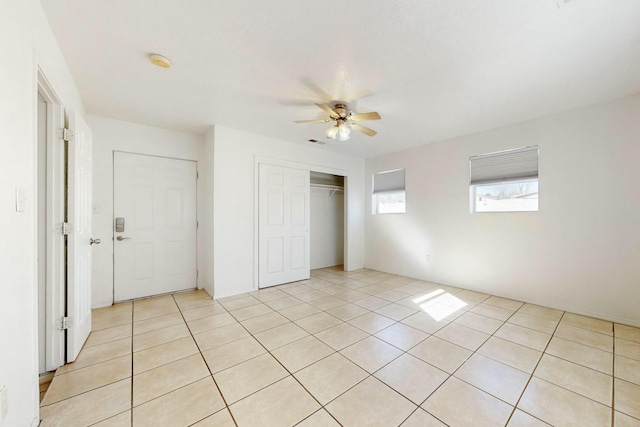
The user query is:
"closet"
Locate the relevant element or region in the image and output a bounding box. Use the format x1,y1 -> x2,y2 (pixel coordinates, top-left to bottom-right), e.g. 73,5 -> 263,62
310,171 -> 344,269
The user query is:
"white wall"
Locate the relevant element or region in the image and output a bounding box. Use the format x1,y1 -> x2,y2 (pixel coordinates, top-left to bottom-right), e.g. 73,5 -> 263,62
366,94 -> 640,327
212,126 -> 365,298
311,188 -> 344,269
88,116 -> 205,308
201,127 -> 215,297
0,1 -> 85,425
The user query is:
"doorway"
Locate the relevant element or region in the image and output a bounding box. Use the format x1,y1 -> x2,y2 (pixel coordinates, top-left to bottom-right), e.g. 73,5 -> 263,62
310,172 -> 345,270
113,152 -> 198,301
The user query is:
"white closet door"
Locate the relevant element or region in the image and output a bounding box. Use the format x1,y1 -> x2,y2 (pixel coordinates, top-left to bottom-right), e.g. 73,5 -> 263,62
259,164 -> 310,288
113,152 -> 197,301
66,110 -> 93,362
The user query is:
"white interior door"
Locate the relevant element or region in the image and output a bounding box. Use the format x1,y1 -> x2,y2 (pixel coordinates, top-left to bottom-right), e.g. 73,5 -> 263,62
114,152 -> 197,301
66,110 -> 93,363
259,164 -> 310,288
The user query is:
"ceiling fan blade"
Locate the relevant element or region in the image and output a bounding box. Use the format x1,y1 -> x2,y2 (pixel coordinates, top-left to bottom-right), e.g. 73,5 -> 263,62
315,103 -> 340,119
294,119 -> 331,123
351,112 -> 381,121
326,125 -> 339,139
352,123 -> 377,137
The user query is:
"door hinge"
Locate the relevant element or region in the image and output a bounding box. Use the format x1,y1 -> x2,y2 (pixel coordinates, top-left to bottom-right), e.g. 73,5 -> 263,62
60,222 -> 72,235
60,317 -> 72,330
62,128 -> 74,142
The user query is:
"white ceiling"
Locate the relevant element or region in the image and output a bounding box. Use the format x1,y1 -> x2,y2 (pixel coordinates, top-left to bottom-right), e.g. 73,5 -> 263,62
40,0 -> 640,158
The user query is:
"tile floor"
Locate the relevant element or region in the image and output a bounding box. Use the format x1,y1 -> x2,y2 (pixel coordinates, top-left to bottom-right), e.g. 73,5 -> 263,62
39,267 -> 640,427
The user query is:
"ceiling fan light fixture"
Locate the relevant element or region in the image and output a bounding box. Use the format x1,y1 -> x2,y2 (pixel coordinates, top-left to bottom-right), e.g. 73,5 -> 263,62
337,121 -> 351,141
326,125 -> 339,139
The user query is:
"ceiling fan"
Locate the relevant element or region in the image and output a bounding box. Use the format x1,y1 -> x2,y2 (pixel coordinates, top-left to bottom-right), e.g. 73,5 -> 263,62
295,103 -> 381,141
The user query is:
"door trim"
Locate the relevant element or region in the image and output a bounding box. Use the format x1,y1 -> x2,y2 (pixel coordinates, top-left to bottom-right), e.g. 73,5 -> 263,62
37,69 -> 66,371
253,156 -> 350,291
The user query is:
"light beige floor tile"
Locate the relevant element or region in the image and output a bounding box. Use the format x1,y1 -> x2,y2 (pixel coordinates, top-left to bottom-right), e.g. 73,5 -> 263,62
214,353 -> 288,403
218,295 -> 261,311
264,295 -> 304,311
616,355 -> 640,385
133,336 -> 199,374
133,313 -> 184,335
401,409 -> 447,426
254,322 -> 308,350
555,323 -> 613,352
271,335 -> 334,373
495,323 -> 551,351
308,296 -> 347,310
297,409 -> 341,426
401,312 -> 450,334
326,376 -> 416,426
201,336 -> 266,373
616,378 -> 640,420
455,353 -> 530,405
508,312 -> 559,334
181,304 -> 227,322
423,376 -> 513,427
133,322 -> 190,352
42,355 -> 131,405
456,289 -> 491,302
477,336 -> 542,374
229,302 -> 273,321
334,290 -> 369,302
193,322 -> 250,351
352,295 -> 389,310
517,304 -> 564,322
374,322 -> 429,351
507,410 -> 551,426
191,408 -> 236,427
230,376 -> 320,426
297,290 -> 331,303
340,336 -> 403,373
133,303 -> 179,322
93,310 -> 133,331
434,322 -> 490,351
294,353 -> 368,404
376,289 -> 408,302
132,377 -> 225,427
187,312 -> 237,334
133,353 -> 209,406
471,303 -> 515,321
617,338 -> 640,361
85,324 -> 132,348
616,324 -> 640,344
295,312 -> 343,334
485,296 -> 524,311
40,379 -> 131,427
56,337 -> 130,374
561,312 -> 613,336
546,336 -> 612,374
518,377 -> 611,427
314,322 -> 369,350
91,410 -> 131,427
326,303 -> 370,321
173,291 -> 216,312
251,288 -> 288,302
615,411 -> 640,427
454,311 -> 504,334
240,311 -> 290,334
374,303 -> 417,321
534,354 -> 612,406
279,303 -> 322,320
375,353 -> 448,405
409,336 -> 472,374
133,295 -> 175,312
348,313 -> 396,334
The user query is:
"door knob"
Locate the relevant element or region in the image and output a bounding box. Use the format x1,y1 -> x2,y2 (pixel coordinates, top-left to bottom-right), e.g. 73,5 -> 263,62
90,238 -> 101,245
116,236 -> 131,241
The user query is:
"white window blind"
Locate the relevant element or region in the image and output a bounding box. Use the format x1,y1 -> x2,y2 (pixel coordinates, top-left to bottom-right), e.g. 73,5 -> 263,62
470,146 -> 538,185
373,169 -> 405,194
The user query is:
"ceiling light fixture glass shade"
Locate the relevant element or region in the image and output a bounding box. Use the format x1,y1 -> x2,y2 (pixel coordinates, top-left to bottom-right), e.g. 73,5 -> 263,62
337,120 -> 351,141
326,125 -> 339,139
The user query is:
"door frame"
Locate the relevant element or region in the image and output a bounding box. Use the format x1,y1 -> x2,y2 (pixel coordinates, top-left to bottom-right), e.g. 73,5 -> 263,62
253,156 -> 349,291
36,69 -> 66,371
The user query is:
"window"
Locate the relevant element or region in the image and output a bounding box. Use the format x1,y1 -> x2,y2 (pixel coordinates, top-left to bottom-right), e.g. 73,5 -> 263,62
372,169 -> 405,214
470,146 -> 539,213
